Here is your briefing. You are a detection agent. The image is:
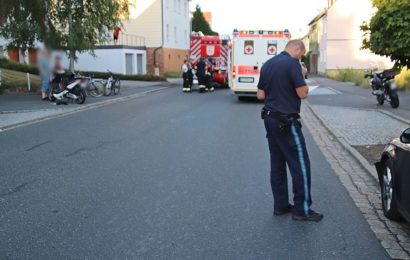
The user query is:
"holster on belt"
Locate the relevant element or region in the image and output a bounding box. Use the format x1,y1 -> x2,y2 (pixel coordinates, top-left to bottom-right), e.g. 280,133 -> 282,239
261,108 -> 301,134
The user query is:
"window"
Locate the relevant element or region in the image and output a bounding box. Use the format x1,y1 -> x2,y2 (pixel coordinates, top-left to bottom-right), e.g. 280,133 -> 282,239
178,0 -> 181,13
174,0 -> 177,12
166,24 -> 170,42
184,2 -> 187,16
184,30 -> 187,44
165,0 -> 169,9
174,26 -> 177,43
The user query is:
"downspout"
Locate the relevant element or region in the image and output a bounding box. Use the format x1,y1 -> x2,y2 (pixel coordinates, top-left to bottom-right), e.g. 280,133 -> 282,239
153,0 -> 164,76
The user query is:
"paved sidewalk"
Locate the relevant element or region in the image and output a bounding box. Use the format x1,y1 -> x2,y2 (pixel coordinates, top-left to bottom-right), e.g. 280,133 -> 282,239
0,80 -> 168,130
302,103 -> 410,259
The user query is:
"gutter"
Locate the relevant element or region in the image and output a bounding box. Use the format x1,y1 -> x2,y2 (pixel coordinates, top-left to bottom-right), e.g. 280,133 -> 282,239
153,0 -> 165,73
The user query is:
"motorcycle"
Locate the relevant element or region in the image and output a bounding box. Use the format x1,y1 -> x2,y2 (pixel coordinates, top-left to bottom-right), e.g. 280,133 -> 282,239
49,71 -> 87,104
364,69 -> 399,108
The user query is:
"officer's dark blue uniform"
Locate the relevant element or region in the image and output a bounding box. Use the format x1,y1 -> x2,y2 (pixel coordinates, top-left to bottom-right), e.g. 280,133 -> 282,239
258,51 -> 312,217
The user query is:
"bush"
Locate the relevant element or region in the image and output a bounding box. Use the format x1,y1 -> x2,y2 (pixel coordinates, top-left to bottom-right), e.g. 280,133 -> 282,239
164,71 -> 182,78
326,68 -> 369,88
0,58 -> 39,75
395,68 -> 410,91
327,68 -> 410,91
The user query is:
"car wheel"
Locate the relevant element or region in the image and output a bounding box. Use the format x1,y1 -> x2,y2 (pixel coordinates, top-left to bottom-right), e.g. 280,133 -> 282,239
380,159 -> 402,220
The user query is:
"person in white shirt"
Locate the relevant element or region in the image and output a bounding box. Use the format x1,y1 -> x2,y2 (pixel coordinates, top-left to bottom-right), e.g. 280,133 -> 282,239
182,60 -> 191,93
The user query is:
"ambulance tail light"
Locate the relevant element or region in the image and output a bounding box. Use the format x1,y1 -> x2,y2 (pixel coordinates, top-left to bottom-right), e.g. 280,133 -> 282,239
232,66 -> 236,79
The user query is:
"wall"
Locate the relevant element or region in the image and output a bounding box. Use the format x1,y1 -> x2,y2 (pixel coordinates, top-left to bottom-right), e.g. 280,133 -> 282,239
59,48 -> 147,75
324,0 -> 393,72
122,0 -> 163,48
147,47 -> 188,75
162,0 -> 190,50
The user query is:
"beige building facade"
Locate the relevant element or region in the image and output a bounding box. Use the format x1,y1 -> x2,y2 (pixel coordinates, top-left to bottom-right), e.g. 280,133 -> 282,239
122,0 -> 191,75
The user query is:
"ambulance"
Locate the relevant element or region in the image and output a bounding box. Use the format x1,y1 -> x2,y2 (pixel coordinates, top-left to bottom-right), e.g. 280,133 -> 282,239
228,30 -> 291,99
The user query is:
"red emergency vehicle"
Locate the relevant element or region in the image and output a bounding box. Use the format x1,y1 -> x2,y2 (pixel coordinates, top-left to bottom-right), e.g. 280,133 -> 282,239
190,32 -> 230,86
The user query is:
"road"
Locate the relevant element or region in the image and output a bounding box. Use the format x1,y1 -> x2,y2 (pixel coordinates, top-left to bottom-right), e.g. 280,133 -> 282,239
309,76 -> 410,121
0,85 -> 389,259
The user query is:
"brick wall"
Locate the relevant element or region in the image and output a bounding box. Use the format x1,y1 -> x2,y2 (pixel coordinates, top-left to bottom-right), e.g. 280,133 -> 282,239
147,47 -> 189,75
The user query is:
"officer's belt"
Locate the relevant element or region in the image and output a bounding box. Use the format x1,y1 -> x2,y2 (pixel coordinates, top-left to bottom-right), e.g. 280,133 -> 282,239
262,108 -> 300,120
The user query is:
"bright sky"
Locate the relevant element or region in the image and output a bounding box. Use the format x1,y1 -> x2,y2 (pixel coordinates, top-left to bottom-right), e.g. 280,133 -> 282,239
190,0 -> 329,38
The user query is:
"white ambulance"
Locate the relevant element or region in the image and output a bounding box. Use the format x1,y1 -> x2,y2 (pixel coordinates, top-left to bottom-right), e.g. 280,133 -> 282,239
228,30 -> 291,99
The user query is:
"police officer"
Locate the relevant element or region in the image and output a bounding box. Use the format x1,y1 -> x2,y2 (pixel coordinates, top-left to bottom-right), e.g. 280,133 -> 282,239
257,40 -> 323,222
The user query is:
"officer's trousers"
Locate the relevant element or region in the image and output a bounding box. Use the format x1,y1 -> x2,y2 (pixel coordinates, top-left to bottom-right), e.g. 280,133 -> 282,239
264,116 -> 312,216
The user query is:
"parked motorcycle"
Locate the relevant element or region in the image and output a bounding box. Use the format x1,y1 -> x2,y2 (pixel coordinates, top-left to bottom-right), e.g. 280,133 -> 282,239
364,69 -> 399,108
49,71 -> 87,104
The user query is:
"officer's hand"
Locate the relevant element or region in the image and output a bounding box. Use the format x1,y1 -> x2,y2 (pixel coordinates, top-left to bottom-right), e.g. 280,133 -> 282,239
302,67 -> 308,78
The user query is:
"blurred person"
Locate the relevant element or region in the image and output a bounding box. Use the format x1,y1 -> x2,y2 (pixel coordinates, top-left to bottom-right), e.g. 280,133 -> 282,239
257,40 -> 323,222
37,49 -> 51,101
113,27 -> 121,44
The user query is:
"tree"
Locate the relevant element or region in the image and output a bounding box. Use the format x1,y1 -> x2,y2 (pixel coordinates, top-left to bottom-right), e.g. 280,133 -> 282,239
0,0 -> 129,70
361,0 -> 410,68
48,0 -> 130,70
0,0 -> 45,63
191,5 -> 218,36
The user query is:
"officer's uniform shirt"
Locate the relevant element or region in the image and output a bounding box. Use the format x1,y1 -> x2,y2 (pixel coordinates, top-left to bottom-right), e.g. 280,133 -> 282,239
257,51 -> 306,115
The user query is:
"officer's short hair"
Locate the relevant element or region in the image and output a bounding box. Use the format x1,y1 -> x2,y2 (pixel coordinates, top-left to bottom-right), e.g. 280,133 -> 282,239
285,40 -> 306,52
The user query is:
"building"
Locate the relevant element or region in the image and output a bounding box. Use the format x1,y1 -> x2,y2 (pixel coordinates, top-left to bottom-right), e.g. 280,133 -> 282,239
122,0 -> 191,75
202,12 -> 212,26
307,0 -> 393,75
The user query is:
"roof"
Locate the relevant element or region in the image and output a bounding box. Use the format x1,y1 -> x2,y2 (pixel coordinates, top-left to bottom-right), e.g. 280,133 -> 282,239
308,9 -> 328,26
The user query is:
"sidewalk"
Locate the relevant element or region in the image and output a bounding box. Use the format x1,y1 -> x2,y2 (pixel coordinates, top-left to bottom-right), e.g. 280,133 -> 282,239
306,76 -> 409,179
0,80 -> 168,131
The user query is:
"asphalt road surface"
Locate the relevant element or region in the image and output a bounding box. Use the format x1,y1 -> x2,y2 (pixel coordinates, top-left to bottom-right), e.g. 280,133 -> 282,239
0,86 -> 389,259
309,76 -> 410,121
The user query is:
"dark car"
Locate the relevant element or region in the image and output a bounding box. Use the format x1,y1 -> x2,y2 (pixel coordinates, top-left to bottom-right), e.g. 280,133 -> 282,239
376,128 -> 410,222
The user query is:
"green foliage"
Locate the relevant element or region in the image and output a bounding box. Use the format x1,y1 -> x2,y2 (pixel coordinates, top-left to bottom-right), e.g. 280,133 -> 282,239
191,5 -> 218,35
327,68 -> 410,91
0,0 -> 44,59
48,0 -> 130,70
361,0 -> 410,68
0,58 -> 39,74
395,68 -> 410,91
326,68 -> 369,88
163,71 -> 182,78
0,0 -> 130,70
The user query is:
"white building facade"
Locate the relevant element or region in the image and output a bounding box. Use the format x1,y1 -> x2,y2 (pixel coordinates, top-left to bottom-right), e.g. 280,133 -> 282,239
308,0 -> 393,74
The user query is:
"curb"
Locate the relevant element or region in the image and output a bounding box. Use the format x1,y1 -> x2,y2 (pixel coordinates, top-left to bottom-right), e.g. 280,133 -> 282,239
0,87 -> 169,132
304,101 -> 379,182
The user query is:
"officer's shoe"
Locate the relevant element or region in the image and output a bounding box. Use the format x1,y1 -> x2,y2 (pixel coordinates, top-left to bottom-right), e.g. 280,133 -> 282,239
292,210 -> 323,222
273,204 -> 293,216
182,88 -> 187,92
186,88 -> 192,93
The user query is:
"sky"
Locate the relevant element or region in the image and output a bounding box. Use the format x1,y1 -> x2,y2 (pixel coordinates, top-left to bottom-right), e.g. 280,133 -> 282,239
190,0 -> 329,38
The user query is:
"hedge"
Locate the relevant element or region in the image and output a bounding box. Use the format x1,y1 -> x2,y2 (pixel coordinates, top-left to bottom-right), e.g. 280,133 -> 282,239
0,58 -> 166,82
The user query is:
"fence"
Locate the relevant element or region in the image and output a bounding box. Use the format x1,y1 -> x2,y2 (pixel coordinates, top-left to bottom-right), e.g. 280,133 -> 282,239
101,33 -> 146,47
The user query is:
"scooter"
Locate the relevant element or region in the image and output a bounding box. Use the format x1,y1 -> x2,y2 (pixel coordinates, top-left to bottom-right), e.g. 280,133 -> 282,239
364,69 -> 399,108
49,71 -> 87,104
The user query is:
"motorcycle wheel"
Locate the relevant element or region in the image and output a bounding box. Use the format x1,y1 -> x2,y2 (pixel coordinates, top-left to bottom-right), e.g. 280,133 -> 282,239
390,92 -> 399,108
377,95 -> 384,105
48,83 -> 57,102
76,89 -> 87,104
